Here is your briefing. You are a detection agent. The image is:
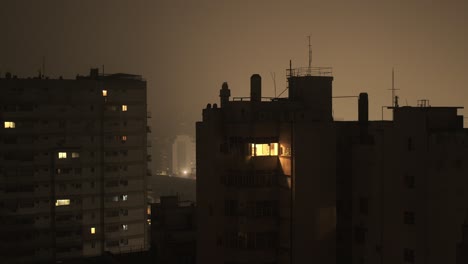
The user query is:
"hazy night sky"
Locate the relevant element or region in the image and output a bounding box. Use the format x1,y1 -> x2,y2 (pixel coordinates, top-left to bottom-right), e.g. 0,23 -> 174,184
1,0 -> 468,137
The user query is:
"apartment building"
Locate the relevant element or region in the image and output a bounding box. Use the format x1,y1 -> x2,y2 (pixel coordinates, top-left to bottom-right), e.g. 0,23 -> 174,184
196,66 -> 468,264
0,69 -> 149,263
151,196 -> 196,264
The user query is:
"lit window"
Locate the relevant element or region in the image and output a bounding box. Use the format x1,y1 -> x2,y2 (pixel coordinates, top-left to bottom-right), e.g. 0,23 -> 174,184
90,227 -> 96,234
58,152 -> 67,159
55,199 -> 70,206
121,135 -> 127,142
122,224 -> 128,231
121,194 -> 128,201
71,152 -> 80,158
122,105 -> 128,111
102,90 -> 107,97
250,143 -> 279,156
4,121 -> 15,128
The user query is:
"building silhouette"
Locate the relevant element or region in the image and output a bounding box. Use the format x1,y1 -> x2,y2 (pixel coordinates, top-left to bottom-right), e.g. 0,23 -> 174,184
150,196 -> 196,264
0,69 -> 149,263
196,66 -> 468,263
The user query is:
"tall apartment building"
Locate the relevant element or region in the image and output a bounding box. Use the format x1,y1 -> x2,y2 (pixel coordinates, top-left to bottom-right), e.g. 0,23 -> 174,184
196,66 -> 468,264
0,69 -> 149,263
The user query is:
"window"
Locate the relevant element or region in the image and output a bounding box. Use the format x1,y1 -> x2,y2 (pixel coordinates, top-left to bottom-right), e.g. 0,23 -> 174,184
106,240 -> 119,247
122,105 -> 128,111
55,199 -> 70,206
121,194 -> 128,201
403,248 -> 415,262
407,137 -> 413,151
404,211 -> 415,224
90,227 -> 96,234
121,135 -> 127,142
58,152 -> 67,159
122,224 -> 128,231
250,143 -> 279,156
102,90 -> 107,97
354,226 -> 367,244
4,121 -> 15,128
404,175 -> 415,189
71,152 -> 80,158
359,197 -> 368,215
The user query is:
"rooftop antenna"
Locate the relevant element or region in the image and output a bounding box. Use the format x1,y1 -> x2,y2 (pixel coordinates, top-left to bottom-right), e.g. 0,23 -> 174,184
270,72 -> 277,98
307,35 -> 312,75
388,68 -> 400,107
42,56 -> 45,78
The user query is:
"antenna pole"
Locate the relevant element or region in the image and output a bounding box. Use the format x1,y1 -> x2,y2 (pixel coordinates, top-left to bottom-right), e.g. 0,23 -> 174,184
270,72 -> 277,98
308,35 -> 312,75
392,68 -> 394,107
387,68 -> 400,107
42,56 -> 45,77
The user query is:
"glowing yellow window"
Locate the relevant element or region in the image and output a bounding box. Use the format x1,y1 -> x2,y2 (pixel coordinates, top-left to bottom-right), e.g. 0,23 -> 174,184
55,199 -> 70,206
90,227 -> 96,234
4,121 -> 15,128
102,90 -> 107,97
122,105 -> 128,111
250,143 -> 279,156
58,152 -> 67,159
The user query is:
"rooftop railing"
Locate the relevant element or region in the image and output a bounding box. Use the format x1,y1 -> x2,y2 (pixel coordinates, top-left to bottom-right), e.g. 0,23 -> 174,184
286,66 -> 333,77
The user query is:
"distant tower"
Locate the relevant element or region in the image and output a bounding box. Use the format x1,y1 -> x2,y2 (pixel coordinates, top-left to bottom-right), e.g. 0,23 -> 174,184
219,82 -> 231,108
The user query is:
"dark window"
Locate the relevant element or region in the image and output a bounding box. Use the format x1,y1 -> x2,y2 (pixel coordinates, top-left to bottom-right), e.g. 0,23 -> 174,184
403,248 -> 415,262
407,137 -> 413,151
354,226 -> 367,244
225,200 -> 238,216
404,174 -> 415,189
404,211 -> 415,225
359,197 -> 368,215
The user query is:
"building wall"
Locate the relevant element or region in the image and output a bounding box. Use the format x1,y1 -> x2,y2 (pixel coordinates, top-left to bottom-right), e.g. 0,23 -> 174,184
337,108 -> 468,264
197,73 -> 337,264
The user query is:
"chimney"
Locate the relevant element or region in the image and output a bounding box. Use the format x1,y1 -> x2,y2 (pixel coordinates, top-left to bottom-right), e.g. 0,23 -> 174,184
219,82 -> 231,108
358,93 -> 369,124
250,74 -> 261,102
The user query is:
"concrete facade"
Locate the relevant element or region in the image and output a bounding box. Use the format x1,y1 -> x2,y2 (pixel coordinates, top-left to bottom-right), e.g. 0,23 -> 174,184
0,70 -> 149,263
151,196 -> 196,264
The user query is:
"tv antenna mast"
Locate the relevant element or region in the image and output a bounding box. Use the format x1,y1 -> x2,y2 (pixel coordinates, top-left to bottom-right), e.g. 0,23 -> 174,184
307,35 -> 312,75
389,68 -> 400,107
270,72 -> 277,98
